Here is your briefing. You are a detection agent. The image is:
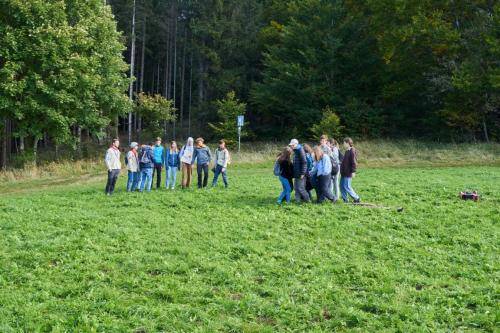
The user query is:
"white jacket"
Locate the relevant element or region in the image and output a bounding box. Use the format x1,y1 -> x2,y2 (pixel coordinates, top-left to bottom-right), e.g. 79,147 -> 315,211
126,150 -> 139,172
105,147 -> 121,170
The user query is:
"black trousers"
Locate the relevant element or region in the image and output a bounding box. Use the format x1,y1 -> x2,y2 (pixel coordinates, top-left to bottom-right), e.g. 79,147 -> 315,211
152,163 -> 163,189
197,163 -> 209,188
317,174 -> 336,203
105,169 -> 120,194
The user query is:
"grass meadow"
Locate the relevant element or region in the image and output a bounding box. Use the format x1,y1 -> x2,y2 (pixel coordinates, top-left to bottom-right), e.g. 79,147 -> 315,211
0,142 -> 499,332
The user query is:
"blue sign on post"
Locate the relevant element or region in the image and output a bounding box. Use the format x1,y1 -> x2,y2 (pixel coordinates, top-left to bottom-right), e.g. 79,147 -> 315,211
237,115 -> 244,127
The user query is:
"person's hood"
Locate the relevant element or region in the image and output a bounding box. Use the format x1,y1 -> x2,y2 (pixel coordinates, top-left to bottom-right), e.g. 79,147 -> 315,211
186,137 -> 194,146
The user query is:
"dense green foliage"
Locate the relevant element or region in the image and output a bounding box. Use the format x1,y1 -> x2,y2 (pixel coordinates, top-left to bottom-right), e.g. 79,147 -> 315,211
0,163 -> 498,331
0,0 -> 130,150
1,0 -> 498,168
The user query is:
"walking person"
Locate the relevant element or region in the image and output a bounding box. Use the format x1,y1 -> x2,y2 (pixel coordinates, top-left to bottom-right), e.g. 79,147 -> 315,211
212,140 -> 230,188
152,137 -> 164,189
288,139 -> 311,203
138,142 -> 155,192
180,137 -> 194,189
165,141 -> 180,190
192,137 -> 212,189
340,137 -> 361,203
303,143 -> 315,200
320,134 -> 332,156
126,142 -> 140,192
311,146 -> 336,204
104,138 -> 121,196
275,147 -> 294,204
329,138 -> 341,199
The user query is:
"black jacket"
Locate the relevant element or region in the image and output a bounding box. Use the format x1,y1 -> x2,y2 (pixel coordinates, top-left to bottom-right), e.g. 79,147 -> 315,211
279,159 -> 294,187
292,145 -> 307,178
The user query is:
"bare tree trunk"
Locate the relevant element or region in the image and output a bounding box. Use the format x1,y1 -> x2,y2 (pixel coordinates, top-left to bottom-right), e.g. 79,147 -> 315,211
156,63 -> 160,94
172,6 -> 178,140
180,26 -> 187,138
1,118 -> 8,170
19,136 -> 25,153
188,52 -> 193,137
76,126 -> 82,158
33,137 -> 39,165
482,119 -> 489,143
128,0 -> 137,145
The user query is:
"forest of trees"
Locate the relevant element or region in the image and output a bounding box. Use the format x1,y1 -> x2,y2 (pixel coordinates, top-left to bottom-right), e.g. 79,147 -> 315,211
1,0 -> 499,168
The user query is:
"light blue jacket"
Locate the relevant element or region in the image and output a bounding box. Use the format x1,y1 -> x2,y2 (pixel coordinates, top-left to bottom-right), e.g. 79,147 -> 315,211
153,145 -> 164,164
311,155 -> 332,176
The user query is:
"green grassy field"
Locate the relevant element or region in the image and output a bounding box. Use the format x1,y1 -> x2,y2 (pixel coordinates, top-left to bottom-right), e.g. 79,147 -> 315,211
0,162 -> 499,332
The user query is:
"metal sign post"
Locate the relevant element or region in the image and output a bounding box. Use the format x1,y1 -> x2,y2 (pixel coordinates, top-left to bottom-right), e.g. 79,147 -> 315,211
237,115 -> 244,153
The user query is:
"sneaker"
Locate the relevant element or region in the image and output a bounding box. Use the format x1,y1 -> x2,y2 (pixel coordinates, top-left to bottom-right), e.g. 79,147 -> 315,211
353,198 -> 361,204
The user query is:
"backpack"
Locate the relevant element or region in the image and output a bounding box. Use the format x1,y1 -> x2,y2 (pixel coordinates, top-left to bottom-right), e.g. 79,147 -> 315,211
338,150 -> 344,163
124,154 -> 129,166
273,160 -> 282,176
140,148 -> 151,164
330,156 -> 339,176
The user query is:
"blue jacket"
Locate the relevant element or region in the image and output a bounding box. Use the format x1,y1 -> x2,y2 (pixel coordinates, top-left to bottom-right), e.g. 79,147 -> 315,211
165,149 -> 180,168
191,146 -> 212,165
305,153 -> 314,173
139,146 -> 155,169
292,144 -> 307,178
153,145 -> 164,164
311,154 -> 332,176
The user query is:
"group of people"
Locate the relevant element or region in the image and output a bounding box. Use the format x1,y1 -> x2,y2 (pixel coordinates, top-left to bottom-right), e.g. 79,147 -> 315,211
274,135 -> 360,204
104,137 -> 230,195
104,134 -> 360,205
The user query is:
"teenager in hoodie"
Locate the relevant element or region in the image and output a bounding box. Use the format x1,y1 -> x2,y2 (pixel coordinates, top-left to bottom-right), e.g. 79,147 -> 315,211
138,142 -> 155,192
152,137 -> 164,189
340,137 -> 360,203
104,138 -> 121,195
165,141 -> 180,189
288,139 -> 311,203
191,137 -> 213,188
212,139 -> 230,188
310,146 -> 336,204
179,137 -> 194,189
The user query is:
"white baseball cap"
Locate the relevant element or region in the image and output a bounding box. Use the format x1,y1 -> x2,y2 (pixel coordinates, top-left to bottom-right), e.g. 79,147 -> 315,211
288,139 -> 299,146
130,142 -> 138,149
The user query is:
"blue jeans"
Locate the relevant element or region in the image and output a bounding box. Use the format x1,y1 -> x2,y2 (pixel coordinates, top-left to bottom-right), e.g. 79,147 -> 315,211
340,176 -> 360,202
277,176 -> 292,204
127,171 -> 139,192
166,166 -> 178,189
212,164 -> 228,187
139,168 -> 153,192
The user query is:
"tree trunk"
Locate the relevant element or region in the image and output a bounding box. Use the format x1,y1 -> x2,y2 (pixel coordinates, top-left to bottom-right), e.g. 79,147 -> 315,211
128,0 -> 137,145
180,26 -> 187,138
33,137 -> 39,165
482,119 -> 489,143
1,118 -> 8,170
19,136 -> 25,153
76,126 -> 82,158
188,52 -> 193,137
172,2 -> 178,139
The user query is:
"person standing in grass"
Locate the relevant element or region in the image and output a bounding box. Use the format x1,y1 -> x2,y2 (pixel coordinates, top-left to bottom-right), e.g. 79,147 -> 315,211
311,146 -> 336,204
303,143 -> 315,200
180,137 -> 194,189
138,142 -> 155,192
340,137 -> 360,203
212,139 -> 230,188
289,139 -> 311,203
126,142 -> 140,192
192,137 -> 213,189
152,137 -> 164,190
276,147 -> 294,204
165,141 -> 180,190
329,138 -> 341,200
104,138 -> 121,196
